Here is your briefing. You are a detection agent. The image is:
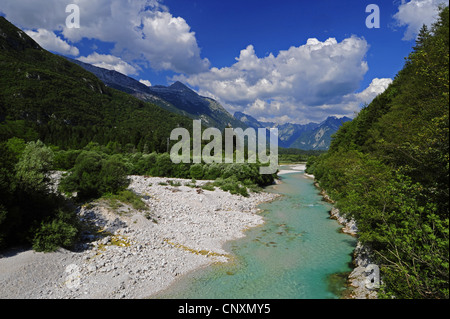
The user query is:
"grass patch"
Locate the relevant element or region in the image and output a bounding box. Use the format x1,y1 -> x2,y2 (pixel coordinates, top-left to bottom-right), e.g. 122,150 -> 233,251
213,177 -> 250,197
164,239 -> 230,259
201,182 -> 216,191
102,190 -> 148,212
167,180 -> 182,187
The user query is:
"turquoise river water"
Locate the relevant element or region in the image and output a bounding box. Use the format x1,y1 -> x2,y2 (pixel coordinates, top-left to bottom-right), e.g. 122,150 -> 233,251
155,166 -> 357,299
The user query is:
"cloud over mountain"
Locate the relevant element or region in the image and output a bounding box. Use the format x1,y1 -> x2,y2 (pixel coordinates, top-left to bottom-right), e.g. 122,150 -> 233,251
78,53 -> 139,76
176,37 -> 391,124
0,0 -> 209,74
25,28 -> 79,56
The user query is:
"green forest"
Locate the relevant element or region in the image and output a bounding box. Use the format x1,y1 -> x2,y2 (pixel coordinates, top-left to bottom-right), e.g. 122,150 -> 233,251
307,7 -> 449,299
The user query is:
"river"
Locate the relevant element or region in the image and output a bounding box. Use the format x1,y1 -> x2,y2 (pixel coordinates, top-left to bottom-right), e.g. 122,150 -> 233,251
154,165 -> 357,299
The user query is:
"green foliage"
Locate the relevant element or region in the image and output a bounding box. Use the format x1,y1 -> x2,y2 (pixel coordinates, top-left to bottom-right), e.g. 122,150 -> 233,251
189,164 -> 204,180
376,175 -> 449,298
53,149 -> 82,170
15,140 -> 54,192
307,7 -> 449,299
201,182 -> 216,191
98,155 -> 129,195
0,140 -> 80,251
213,176 -> 249,197
102,190 -> 147,212
279,148 -> 326,163
59,151 -> 129,200
5,137 -> 26,160
151,153 -> 174,177
32,210 -> 79,252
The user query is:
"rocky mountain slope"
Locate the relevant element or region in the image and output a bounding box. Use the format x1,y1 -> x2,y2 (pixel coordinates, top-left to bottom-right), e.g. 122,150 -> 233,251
67,58 -> 243,131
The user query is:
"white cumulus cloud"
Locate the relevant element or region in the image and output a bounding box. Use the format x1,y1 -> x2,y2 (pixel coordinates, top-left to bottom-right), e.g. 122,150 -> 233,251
394,0 -> 449,40
139,79 -> 152,87
0,0 -> 209,74
176,37 -> 379,124
354,78 -> 393,104
25,28 -> 79,56
78,53 -> 139,76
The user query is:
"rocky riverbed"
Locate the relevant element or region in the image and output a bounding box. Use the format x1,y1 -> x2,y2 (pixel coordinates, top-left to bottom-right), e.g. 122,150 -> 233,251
0,176 -> 279,299
313,182 -> 378,299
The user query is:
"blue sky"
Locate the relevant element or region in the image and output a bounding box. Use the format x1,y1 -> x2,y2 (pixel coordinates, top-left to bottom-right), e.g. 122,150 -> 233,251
164,0 -> 410,88
1,0 -> 448,123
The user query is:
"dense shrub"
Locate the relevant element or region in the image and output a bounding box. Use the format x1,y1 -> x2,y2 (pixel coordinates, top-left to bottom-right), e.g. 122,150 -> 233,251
0,139 -> 80,251
32,211 -> 79,252
189,164 -> 204,180
214,176 -> 249,197
59,151 -> 129,200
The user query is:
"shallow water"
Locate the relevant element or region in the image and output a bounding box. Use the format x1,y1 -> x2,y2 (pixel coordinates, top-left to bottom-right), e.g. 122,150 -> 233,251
154,167 -> 357,299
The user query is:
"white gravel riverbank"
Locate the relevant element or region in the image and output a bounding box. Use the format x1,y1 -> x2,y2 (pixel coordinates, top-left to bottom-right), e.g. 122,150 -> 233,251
0,176 -> 279,299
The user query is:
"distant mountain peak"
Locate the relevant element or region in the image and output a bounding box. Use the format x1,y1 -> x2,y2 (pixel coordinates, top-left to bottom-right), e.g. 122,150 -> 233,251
234,111 -> 351,150
169,81 -> 192,92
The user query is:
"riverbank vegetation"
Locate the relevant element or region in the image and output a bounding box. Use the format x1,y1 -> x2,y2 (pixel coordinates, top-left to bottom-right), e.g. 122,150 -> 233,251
0,137 -> 275,252
307,7 -> 449,299
278,148 -> 326,164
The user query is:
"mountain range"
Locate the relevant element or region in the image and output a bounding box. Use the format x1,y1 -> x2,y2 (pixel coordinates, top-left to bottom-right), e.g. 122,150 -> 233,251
69,58 -> 352,151
235,112 -> 352,150
66,58 -> 244,131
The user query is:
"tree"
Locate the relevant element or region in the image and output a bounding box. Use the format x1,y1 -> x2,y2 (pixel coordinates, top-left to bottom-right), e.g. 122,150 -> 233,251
59,151 -> 130,200
15,140 -> 54,193
307,6 -> 449,299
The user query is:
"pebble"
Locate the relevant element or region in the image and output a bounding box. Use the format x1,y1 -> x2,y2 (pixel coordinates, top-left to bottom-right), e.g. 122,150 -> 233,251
0,175 -> 279,299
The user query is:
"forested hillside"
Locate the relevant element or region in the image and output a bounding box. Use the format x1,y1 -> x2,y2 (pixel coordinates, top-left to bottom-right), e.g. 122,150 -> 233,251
307,7 -> 449,298
0,16 -> 192,153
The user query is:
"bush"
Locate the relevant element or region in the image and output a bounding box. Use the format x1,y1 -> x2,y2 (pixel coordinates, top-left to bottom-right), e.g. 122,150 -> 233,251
59,151 -> 129,200
98,156 -> 129,194
201,182 -> 215,191
203,163 -> 223,180
151,153 -> 173,177
32,211 -> 79,252
214,176 -> 249,197
189,163 -> 204,180
15,140 -> 54,192
134,152 -> 157,175
53,149 -> 82,170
